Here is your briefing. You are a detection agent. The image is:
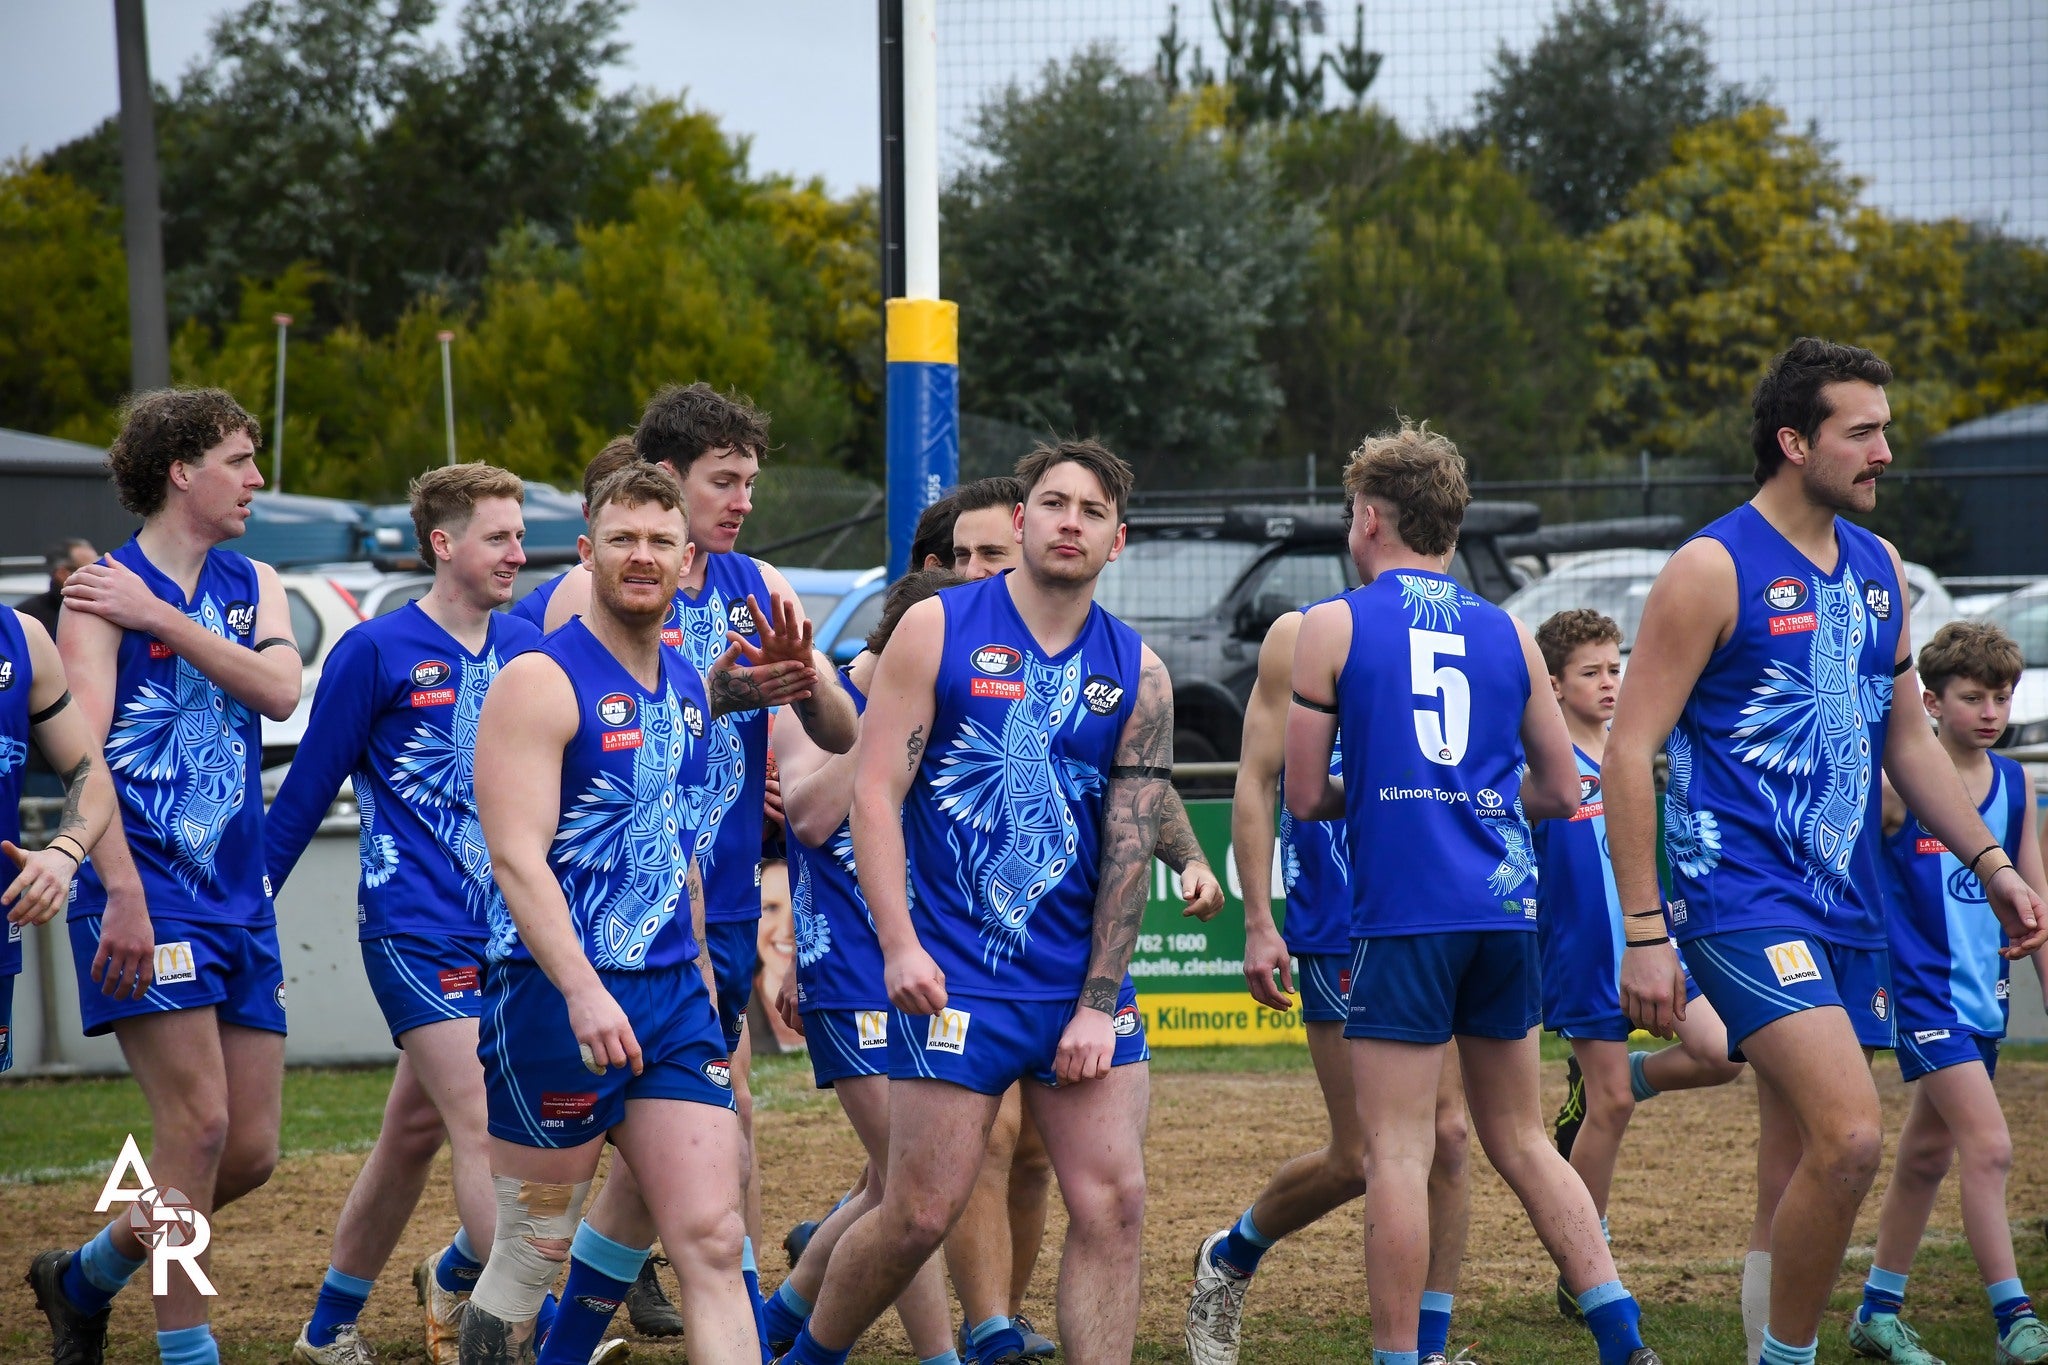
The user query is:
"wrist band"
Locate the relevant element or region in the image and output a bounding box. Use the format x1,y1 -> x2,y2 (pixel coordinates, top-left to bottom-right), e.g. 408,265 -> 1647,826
47,840 -> 82,866
1968,844 -> 2003,880
1624,908 -> 1665,919
1625,935 -> 1670,948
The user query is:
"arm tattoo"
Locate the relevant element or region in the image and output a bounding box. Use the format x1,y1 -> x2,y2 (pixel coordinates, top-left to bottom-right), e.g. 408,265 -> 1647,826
904,723 -> 926,773
687,859 -> 706,917
57,755 -> 93,841
1153,788 -> 1205,871
707,664 -> 767,717
1084,658 -> 1174,1007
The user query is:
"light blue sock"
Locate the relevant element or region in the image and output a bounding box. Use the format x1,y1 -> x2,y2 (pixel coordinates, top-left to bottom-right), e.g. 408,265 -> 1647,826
1628,1050 -> 1659,1102
1372,1352 -> 1420,1365
968,1315 -> 1025,1363
307,1265 -> 376,1347
1213,1206 -> 1278,1276
1990,1277 -> 2035,1335
1601,1215 -> 1612,1244
1759,1329 -> 1817,1365
60,1224 -> 148,1315
537,1222 -> 648,1364
1417,1290 -> 1453,1357
156,1324 -> 219,1365
1860,1264 -> 1909,1321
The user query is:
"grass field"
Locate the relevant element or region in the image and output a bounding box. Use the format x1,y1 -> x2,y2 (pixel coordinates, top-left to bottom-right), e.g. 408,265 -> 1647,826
3,1045 -> 2046,1363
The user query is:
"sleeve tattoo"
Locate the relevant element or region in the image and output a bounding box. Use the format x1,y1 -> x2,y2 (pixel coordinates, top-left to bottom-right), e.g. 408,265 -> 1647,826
707,664 -> 767,717
1083,658 -> 1174,1012
57,755 -> 94,842
1153,788 -> 1205,871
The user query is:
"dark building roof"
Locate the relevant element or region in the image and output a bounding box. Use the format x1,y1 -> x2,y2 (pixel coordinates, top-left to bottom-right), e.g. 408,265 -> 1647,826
1926,403 -> 2048,447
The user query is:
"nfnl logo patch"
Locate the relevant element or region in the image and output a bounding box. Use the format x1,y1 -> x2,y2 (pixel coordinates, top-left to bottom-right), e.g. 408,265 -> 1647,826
1764,939 -> 1821,986
702,1058 -> 733,1089
224,601 -> 257,635
1081,675 -> 1125,716
598,692 -> 636,727
1764,577 -> 1808,612
412,660 -> 451,688
1113,1005 -> 1141,1037
681,699 -> 705,737
726,600 -> 758,636
971,644 -> 1022,676
1769,612 -> 1818,636
971,677 -> 1026,701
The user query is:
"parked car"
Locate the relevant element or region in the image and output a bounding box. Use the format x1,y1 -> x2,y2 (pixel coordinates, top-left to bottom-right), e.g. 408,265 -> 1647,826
1090,501 -> 1540,769
1973,582 -> 2048,751
1501,549 -> 1962,654
262,572 -> 369,768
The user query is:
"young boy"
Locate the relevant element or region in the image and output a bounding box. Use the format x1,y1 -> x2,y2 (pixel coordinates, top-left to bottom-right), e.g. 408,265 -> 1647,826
1533,610 -> 1743,1314
1849,621 -> 2048,1365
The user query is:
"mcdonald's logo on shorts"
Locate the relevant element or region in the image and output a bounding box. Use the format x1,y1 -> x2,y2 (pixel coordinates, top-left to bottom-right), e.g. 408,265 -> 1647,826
1764,939 -> 1821,987
925,1008 -> 972,1055
154,942 -> 198,986
856,1010 -> 888,1050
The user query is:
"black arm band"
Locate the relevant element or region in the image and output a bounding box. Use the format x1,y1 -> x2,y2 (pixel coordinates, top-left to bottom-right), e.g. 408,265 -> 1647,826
1291,691 -> 1339,715
30,691 -> 72,725
1109,764 -> 1174,780
1893,656 -> 1913,677
254,637 -> 295,654
1968,843 -> 2004,879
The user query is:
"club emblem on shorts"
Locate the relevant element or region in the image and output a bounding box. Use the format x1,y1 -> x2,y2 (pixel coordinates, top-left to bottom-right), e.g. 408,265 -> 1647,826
971,644 -> 1023,676
224,601 -> 257,635
598,692 -> 636,727
680,699 -> 704,738
1998,978 -> 2011,1000
1081,675 -> 1124,716
926,1007 -> 972,1055
412,660 -> 452,689
1113,1004 -> 1140,1037
274,982 -> 286,1010
1764,939 -> 1821,987
1865,584 -> 1892,620
702,1058 -> 733,1089
1946,864 -> 1989,904
0,656 -> 13,690
1871,988 -> 1888,1021
154,941 -> 197,986
1765,577 -> 1808,612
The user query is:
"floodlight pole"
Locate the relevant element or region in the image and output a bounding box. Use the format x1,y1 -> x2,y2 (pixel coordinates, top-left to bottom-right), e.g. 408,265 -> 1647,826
438,330 -> 458,465
114,0 -> 169,390
270,314 -> 291,491
882,0 -> 958,580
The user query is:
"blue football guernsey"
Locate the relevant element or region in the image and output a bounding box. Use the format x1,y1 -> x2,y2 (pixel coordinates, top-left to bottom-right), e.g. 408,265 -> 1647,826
904,573 -> 1143,1000
0,606 -> 31,977
663,553 -> 771,925
486,618 -> 709,971
508,569 -> 567,630
1335,570 -> 1537,937
267,603 -> 541,939
1886,752 -> 2027,1038
72,539 -> 273,927
791,668 -> 883,1011
1278,732 -> 1350,956
1663,505 -> 1901,949
1535,748 -> 1626,1001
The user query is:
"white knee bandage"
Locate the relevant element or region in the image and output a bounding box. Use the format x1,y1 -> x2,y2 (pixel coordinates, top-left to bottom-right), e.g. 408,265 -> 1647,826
469,1176 -> 592,1322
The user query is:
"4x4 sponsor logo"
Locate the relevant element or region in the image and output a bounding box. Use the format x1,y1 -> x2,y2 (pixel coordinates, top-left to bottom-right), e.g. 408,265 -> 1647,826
1865,583 -> 1892,620
0,655 -> 13,690
224,601 -> 257,636
1081,674 -> 1124,716
726,599 -> 759,638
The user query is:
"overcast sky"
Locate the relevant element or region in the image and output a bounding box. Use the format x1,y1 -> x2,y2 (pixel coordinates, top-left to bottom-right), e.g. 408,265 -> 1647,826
2,0 -> 2042,238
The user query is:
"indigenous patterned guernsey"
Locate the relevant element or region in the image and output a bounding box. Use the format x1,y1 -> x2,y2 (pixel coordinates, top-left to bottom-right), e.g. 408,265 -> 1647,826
1279,732 -> 1351,1022
266,603 -> 541,938
70,539 -> 271,926
486,617 -> 709,970
791,669 -> 880,1013
0,606 -> 31,1068
905,572 -> 1144,999
1336,570 -> 1537,937
1886,752 -> 2026,1046
1661,504 -> 1902,949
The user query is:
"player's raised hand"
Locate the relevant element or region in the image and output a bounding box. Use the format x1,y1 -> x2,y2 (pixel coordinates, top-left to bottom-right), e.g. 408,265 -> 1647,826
61,557 -> 166,634
1619,938 -> 1686,1039
1242,919 -> 1295,1012
1985,865 -> 2048,957
1179,862 -> 1225,922
707,645 -> 816,716
884,942 -> 947,1015
1054,1006 -> 1116,1085
744,592 -> 814,668
2,841 -> 77,927
566,982 -> 644,1075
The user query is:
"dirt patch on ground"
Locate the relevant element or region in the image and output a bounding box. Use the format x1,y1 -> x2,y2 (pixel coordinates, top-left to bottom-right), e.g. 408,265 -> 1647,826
4,1058 -> 2045,1361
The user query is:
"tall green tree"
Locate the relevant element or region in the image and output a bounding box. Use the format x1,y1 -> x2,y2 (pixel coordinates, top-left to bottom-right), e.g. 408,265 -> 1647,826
0,163 -> 131,444
1268,112 -> 1597,478
1473,0 -> 1749,235
943,48 -> 1307,472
